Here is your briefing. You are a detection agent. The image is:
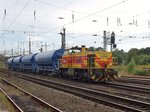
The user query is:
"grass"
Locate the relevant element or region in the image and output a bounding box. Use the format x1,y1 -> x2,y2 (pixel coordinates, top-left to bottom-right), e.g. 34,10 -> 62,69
0,62 -> 6,68
134,68 -> 150,76
127,58 -> 136,74
116,65 -> 150,76
116,58 -> 150,76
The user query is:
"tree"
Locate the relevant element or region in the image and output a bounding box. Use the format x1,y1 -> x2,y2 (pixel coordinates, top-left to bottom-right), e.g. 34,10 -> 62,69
127,48 -> 139,64
95,47 -> 103,51
137,55 -> 150,65
139,47 -> 150,55
127,58 -> 136,73
0,54 -> 9,67
112,49 -> 126,65
88,46 -> 95,51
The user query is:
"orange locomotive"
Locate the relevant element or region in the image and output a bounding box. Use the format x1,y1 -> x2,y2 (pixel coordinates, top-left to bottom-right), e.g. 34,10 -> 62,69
58,45 -> 118,82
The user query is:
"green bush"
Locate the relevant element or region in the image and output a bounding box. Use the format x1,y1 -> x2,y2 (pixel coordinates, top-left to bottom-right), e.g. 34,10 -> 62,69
127,58 -> 136,74
116,66 -> 126,72
134,69 -> 145,76
134,69 -> 150,76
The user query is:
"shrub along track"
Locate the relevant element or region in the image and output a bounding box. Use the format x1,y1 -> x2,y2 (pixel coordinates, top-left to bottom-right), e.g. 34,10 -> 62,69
0,77 -> 62,112
1,70 -> 150,112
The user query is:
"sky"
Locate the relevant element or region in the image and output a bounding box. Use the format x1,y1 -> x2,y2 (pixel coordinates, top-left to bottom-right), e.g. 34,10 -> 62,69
0,0 -> 150,55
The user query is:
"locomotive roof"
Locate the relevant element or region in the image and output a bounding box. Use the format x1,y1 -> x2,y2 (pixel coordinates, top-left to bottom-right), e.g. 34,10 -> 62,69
65,46 -> 88,51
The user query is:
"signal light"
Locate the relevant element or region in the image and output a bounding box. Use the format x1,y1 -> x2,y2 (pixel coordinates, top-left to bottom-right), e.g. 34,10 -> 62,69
113,44 -> 117,48
111,32 -> 115,44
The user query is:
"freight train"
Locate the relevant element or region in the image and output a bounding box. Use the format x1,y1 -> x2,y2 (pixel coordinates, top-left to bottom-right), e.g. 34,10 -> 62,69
7,45 -> 118,82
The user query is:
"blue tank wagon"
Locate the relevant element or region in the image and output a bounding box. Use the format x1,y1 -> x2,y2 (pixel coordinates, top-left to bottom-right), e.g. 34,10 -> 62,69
21,53 -> 38,72
7,58 -> 14,70
13,56 -> 23,71
35,49 -> 64,74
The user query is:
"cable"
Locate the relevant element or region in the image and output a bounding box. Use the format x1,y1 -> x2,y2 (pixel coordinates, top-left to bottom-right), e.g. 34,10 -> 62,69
37,0 -> 129,36
23,0 -> 77,34
9,0 -> 18,11
0,0 -> 17,26
7,0 -> 32,29
36,0 -> 118,18
27,0 -> 80,32
36,0 -> 88,14
0,0 -> 32,39
133,10 -> 150,17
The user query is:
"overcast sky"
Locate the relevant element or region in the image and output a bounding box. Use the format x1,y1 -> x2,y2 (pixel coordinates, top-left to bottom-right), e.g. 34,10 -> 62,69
0,0 -> 150,55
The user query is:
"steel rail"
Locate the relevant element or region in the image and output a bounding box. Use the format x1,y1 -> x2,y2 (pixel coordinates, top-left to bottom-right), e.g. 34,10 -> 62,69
1,69 -> 150,111
106,82 -> 150,94
1,78 -> 63,112
15,74 -> 150,112
0,88 -> 23,112
121,75 -> 150,79
116,77 -> 150,85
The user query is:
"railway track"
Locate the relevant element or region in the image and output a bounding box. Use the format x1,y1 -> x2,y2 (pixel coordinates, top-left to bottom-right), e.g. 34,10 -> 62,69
116,76 -> 150,85
1,69 -> 150,111
105,81 -> 150,94
7,73 -> 150,112
0,78 -> 62,112
2,70 -> 150,102
122,75 -> 150,79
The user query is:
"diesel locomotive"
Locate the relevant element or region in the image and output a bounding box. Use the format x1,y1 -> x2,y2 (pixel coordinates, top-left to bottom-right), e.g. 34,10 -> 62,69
7,45 -> 118,82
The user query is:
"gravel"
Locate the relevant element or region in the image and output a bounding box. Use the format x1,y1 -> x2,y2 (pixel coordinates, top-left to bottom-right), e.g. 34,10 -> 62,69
0,72 -> 123,112
24,73 -> 150,98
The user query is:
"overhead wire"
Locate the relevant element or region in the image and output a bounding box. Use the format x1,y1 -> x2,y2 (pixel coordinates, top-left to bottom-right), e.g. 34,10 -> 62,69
1,0 -> 129,37
37,0 -> 129,36
0,0 -> 19,27
36,0 -> 149,36
1,0 -> 150,53
0,0 -> 32,41
7,0 -> 148,46
36,0 -> 89,15
36,0 -> 123,19
23,0 -> 78,36
0,0 -> 33,54
2,1 -> 149,41
6,0 -> 32,30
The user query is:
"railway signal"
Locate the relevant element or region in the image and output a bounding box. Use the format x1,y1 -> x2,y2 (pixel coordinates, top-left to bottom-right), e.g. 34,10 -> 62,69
111,31 -> 116,51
